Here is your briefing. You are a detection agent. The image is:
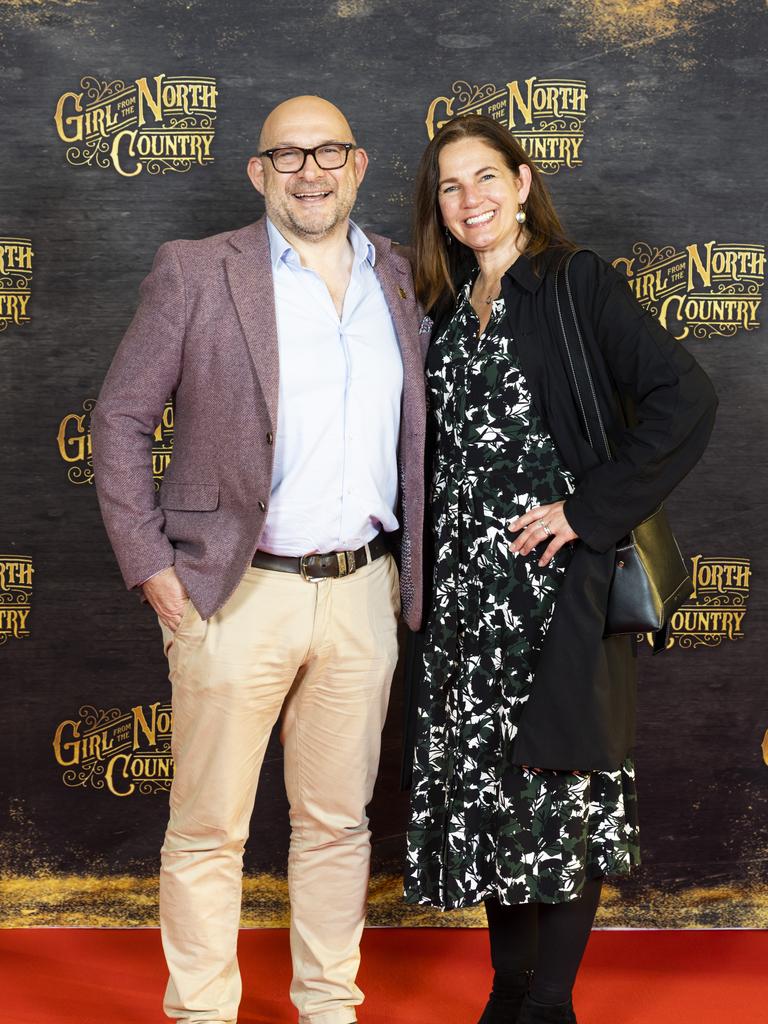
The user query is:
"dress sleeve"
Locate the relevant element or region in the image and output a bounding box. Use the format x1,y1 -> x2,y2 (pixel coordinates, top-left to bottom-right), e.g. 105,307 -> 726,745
563,253 -> 718,552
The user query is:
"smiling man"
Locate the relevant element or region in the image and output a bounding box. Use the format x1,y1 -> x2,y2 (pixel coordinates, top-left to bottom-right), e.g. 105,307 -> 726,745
91,95 -> 427,1024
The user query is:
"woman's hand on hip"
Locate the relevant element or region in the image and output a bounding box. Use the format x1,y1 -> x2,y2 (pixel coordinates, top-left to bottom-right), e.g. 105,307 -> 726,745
507,501 -> 579,566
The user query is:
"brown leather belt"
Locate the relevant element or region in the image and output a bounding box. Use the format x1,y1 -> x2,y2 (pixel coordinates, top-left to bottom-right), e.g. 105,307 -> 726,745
251,533 -> 389,581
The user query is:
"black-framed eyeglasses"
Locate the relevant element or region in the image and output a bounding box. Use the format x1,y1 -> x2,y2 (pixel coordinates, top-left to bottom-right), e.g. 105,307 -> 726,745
258,142 -> 357,173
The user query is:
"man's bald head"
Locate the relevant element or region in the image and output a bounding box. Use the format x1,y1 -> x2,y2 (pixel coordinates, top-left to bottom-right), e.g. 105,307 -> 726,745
258,96 -> 356,152
248,95 -> 368,245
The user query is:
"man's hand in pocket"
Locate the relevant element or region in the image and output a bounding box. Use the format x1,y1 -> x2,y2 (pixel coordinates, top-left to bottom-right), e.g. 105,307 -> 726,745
142,567 -> 189,631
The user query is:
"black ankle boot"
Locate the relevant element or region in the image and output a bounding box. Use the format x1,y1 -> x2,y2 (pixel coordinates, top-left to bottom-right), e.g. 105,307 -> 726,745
476,971 -> 529,1023
516,993 -> 577,1023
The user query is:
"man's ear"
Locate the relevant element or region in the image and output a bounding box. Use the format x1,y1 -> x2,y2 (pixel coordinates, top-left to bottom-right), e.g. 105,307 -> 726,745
247,156 -> 266,196
353,146 -> 369,186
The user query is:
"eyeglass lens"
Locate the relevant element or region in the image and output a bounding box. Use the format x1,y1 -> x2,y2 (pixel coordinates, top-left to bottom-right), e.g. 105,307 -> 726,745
272,145 -> 349,172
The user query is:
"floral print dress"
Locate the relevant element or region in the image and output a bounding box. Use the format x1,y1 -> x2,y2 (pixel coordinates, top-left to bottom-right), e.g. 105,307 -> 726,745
404,280 -> 640,910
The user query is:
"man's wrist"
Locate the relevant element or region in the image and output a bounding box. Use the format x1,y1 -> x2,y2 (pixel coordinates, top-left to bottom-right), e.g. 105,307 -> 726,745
138,569 -> 166,588
136,565 -> 175,602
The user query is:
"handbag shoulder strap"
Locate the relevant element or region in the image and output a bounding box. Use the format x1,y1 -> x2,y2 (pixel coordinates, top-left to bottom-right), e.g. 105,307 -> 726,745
554,248 -> 613,464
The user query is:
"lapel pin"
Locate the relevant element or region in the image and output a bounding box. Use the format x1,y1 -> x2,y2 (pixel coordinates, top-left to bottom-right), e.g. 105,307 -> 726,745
398,286 -> 407,299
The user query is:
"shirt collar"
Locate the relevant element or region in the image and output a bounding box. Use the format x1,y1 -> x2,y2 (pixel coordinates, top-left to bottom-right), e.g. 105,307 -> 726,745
348,220 -> 376,267
503,251 -> 544,292
266,217 -> 375,271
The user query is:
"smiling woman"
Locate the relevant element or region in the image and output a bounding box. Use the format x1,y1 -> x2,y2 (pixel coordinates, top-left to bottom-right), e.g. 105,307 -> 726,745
404,113 -> 717,1024
413,114 -> 573,320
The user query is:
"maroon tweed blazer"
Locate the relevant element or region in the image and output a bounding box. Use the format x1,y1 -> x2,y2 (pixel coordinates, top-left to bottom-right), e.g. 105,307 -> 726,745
91,216 -> 427,629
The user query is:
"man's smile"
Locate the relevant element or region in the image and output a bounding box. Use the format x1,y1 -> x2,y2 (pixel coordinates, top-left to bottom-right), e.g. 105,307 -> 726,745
292,190 -> 333,203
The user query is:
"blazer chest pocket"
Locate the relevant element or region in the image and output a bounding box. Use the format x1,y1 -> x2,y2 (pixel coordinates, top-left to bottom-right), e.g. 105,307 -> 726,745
160,481 -> 220,511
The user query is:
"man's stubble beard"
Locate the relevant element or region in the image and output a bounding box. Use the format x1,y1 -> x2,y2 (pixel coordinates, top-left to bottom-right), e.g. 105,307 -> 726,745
269,176 -> 358,241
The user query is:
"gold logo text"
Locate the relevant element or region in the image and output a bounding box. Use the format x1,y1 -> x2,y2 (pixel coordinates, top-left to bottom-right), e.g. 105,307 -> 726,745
613,241 -> 765,340
57,399 -> 174,487
54,74 -> 217,177
0,238 -> 33,331
641,555 -> 751,650
53,702 -> 173,796
426,77 -> 588,174
0,555 -> 33,643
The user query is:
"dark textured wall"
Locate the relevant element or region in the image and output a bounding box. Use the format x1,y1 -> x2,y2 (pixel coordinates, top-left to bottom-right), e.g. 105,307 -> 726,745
0,0 -> 766,928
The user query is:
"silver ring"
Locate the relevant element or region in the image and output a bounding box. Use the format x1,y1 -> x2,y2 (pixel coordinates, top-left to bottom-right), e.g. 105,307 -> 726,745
540,521 -> 552,536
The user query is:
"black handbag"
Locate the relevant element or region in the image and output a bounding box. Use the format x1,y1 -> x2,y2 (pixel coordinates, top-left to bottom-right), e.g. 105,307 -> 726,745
555,250 -> 693,653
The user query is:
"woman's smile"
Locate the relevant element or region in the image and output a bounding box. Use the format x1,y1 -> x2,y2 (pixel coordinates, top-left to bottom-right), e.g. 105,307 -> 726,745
464,209 -> 497,226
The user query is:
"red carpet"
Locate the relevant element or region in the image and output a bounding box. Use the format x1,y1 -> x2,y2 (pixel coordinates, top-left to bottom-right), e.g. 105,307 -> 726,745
1,928 -> 765,1024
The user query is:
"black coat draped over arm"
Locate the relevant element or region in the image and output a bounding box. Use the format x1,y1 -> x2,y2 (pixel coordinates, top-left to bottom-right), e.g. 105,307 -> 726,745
557,251 -> 718,552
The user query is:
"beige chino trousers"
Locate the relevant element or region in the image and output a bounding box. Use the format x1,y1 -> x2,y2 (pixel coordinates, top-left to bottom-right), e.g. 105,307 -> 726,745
158,553 -> 400,1024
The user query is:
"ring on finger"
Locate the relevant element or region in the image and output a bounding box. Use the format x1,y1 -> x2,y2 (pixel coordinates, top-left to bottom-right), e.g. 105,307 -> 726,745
540,521 -> 552,536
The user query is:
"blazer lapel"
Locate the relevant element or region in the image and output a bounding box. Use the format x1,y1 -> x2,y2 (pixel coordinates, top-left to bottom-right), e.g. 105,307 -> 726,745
225,217 -> 279,430
371,239 -> 424,432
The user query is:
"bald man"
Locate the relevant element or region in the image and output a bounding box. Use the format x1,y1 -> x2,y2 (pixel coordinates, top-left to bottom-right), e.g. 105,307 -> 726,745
92,96 -> 427,1024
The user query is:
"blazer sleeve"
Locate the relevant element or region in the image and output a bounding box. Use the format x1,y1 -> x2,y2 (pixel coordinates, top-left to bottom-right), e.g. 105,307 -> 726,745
91,242 -> 186,589
563,252 -> 718,552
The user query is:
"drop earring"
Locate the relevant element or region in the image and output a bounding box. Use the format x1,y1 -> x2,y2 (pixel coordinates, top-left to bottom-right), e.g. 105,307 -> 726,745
444,227 -> 453,246
515,204 -> 527,225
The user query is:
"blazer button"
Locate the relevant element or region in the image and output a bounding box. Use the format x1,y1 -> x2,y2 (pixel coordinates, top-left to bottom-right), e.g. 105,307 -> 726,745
258,500 -> 267,512
266,431 -> 273,445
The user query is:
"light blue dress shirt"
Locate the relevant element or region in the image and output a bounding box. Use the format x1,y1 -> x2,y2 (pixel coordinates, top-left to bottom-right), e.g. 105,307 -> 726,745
259,217 -> 404,557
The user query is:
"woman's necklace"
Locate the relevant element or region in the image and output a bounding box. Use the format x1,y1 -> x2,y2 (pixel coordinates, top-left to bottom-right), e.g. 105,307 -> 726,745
473,276 -> 501,306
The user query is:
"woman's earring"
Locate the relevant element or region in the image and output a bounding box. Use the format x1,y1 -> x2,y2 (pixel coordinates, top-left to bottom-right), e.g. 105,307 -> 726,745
444,227 -> 453,246
515,204 -> 527,225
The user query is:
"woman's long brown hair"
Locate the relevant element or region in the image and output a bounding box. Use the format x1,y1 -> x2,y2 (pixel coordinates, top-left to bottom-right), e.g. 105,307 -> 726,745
412,114 -> 574,312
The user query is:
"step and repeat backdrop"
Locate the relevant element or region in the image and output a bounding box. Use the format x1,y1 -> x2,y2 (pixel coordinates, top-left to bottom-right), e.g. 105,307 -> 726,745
1,0 -> 766,928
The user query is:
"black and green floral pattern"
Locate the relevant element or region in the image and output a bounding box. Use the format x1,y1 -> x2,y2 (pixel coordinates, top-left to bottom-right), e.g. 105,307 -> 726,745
405,281 -> 640,910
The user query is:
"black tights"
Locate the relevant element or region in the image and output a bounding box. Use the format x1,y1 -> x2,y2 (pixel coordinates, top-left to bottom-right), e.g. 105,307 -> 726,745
485,877 -> 603,1005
